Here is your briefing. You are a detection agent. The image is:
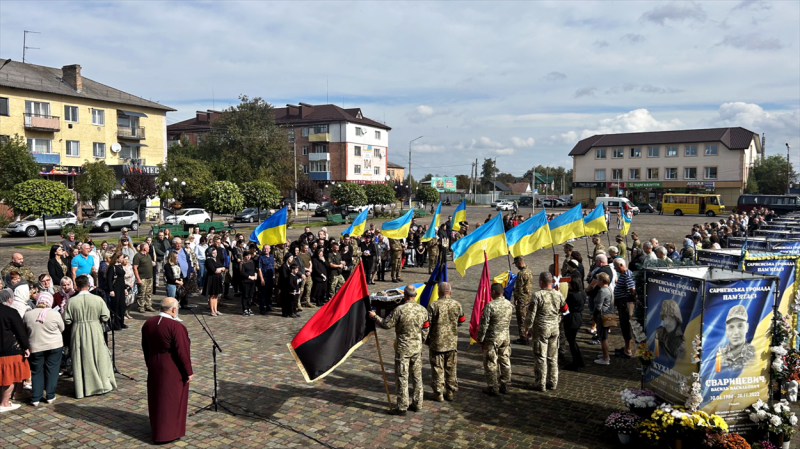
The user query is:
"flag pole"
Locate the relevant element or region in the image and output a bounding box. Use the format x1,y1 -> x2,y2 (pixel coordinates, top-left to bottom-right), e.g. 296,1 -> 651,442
373,332 -> 393,410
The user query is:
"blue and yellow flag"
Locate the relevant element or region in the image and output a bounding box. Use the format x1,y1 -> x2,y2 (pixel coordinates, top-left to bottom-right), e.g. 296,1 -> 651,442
620,212 -> 632,236
418,258 -> 448,308
341,207 -> 369,237
491,270 -> 517,300
452,213 -> 508,276
250,206 -> 287,246
381,208 -> 415,239
547,204 -> 584,247
451,200 -> 467,231
583,203 -> 608,236
420,202 -> 441,242
506,209 -> 552,257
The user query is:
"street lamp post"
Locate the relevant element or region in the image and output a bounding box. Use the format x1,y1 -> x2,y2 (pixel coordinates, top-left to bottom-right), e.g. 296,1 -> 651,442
408,136 -> 423,206
492,156 -> 499,204
788,143 -> 792,194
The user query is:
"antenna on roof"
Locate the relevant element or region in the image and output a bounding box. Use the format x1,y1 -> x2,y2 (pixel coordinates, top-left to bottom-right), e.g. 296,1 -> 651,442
22,30 -> 41,64
326,75 -> 328,104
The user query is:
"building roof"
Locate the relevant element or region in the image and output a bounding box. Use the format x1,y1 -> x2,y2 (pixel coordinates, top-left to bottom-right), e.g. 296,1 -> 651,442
168,110 -> 223,133
0,59 -> 175,111
484,180 -> 511,192
387,161 -> 405,169
272,103 -> 391,130
508,182 -> 530,194
568,127 -> 758,156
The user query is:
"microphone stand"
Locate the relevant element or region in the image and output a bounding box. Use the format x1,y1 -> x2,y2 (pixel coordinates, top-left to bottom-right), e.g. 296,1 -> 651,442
188,306 -> 235,416
108,300 -> 136,381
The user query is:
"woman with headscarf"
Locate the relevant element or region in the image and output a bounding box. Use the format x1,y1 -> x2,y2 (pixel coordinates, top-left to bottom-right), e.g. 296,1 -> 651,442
106,254 -> 128,330
47,245 -> 67,287
37,274 -> 55,296
279,254 -> 298,318
121,255 -> 136,320
23,292 -> 64,405
10,284 -> 31,318
0,289 -> 30,412
54,278 -> 75,314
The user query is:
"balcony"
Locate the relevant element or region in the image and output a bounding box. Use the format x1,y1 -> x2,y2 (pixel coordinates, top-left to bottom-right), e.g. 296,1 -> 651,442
308,132 -> 330,142
24,113 -> 60,132
309,152 -> 330,161
309,172 -> 331,181
117,127 -> 146,140
31,153 -> 60,164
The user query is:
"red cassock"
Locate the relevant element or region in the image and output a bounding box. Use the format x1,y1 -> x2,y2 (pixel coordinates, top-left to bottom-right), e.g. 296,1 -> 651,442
141,315 -> 193,443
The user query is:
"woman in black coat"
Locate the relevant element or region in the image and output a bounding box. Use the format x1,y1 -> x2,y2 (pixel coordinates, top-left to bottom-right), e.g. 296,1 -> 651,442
279,254 -> 297,318
47,245 -> 66,285
360,235 -> 376,285
311,247 -> 328,306
204,248 -> 225,316
106,254 -> 128,330
564,277 -> 586,371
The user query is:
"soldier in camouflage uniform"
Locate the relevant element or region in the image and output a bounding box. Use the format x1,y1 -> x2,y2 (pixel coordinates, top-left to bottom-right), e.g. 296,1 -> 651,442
369,285 -> 430,415
426,238 -> 440,274
272,243 -> 287,305
344,235 -> 362,268
326,241 -> 345,298
389,238 -> 404,282
523,272 -> 567,391
426,282 -> 465,402
630,232 -> 642,250
561,243 -> 574,276
1,253 -> 36,284
615,235 -> 627,259
477,283 -> 514,396
720,305 -> 756,370
590,235 -> 605,270
512,256 -> 533,345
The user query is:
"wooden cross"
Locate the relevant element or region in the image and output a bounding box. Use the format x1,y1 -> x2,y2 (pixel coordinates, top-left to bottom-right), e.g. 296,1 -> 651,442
553,254 -> 571,292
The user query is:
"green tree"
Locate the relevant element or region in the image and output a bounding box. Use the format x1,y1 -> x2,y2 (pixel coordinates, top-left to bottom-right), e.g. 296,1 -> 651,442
394,180 -> 412,208
496,172 -> 516,185
416,185 -> 440,205
456,174 -> 471,190
744,170 -> 759,194
9,179 -> 73,244
420,174 -> 434,183
331,182 -> 367,210
157,153 -> 215,201
481,158 -> 499,183
296,179 -> 323,204
364,183 -> 395,206
74,161 -> 116,210
122,169 -> 158,236
0,135 -> 40,201
240,180 -> 281,219
203,181 -> 244,221
404,174 -> 417,193
751,155 -> 795,195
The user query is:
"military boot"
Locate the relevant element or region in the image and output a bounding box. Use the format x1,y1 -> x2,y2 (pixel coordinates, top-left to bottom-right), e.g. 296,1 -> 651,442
444,391 -> 454,401
432,392 -> 444,402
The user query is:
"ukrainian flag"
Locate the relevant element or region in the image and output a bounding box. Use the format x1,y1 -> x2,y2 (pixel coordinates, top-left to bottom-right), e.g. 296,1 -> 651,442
381,208 -> 415,239
583,203 -> 608,236
547,205 -> 584,247
341,207 -> 369,237
250,206 -> 287,246
451,200 -> 467,231
506,209 -> 552,257
620,212 -> 632,236
420,202 -> 441,242
452,213 -> 508,276
418,258 -> 448,308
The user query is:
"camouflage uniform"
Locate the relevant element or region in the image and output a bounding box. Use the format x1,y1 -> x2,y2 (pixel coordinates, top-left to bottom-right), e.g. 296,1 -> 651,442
326,252 -> 345,298
513,267 -> 533,342
1,263 -> 36,283
373,301 -> 430,411
720,343 -> 756,370
477,296 -> 514,393
617,241 -> 627,259
389,239 -> 403,281
592,243 -> 605,261
272,245 -> 287,303
523,289 -> 566,391
631,238 -> 642,250
427,239 -> 439,274
426,295 -> 465,398
348,239 -> 362,268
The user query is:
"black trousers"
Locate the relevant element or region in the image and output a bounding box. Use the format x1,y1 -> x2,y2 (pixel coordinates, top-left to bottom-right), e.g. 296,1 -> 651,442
282,292 -> 298,317
377,259 -> 386,281
564,326 -> 584,367
241,280 -> 254,312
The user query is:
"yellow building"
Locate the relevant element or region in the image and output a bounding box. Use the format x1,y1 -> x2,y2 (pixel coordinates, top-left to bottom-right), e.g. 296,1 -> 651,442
0,59 -> 174,194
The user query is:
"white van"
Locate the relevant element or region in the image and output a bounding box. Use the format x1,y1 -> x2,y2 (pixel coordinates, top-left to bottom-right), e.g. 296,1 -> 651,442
594,197 -> 639,215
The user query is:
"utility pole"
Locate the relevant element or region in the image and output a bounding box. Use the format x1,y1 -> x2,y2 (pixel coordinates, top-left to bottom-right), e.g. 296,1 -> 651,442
492,156 -> 499,204
532,167 -> 536,215
475,158 -> 478,202
408,136 -> 423,195
788,143 -> 792,194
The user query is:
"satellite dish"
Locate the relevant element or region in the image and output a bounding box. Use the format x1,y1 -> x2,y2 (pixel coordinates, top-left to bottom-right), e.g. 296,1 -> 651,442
111,143 -> 122,153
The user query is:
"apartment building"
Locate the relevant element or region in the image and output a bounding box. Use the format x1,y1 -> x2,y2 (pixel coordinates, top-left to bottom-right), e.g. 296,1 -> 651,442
570,127 -> 761,207
0,59 -> 174,190
387,161 -> 405,182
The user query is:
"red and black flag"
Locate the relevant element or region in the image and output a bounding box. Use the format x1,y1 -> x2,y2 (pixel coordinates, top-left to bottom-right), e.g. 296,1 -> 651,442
287,263 -> 375,382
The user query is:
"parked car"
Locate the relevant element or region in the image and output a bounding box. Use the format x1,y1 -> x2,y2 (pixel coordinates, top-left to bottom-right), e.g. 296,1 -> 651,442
490,199 -> 502,207
315,202 -> 345,217
280,198 -> 295,208
84,210 -> 139,233
349,204 -> 374,213
7,213 -> 79,238
542,198 -> 566,208
496,201 -> 515,211
296,201 -> 320,211
164,208 -> 212,225
637,203 -> 656,213
234,208 -> 271,223
518,196 -> 533,207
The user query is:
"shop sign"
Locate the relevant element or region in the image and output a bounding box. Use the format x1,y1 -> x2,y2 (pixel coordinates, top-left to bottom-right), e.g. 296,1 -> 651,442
606,182 -> 626,188
629,181 -> 662,188
572,182 -> 605,188
123,165 -> 159,175
39,164 -> 82,175
687,181 -> 715,189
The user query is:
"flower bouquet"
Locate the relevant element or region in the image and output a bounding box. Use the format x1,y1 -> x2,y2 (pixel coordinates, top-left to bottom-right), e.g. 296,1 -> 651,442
748,399 -> 798,445
620,388 -> 658,417
635,342 -> 654,367
606,410 -> 641,444
751,441 -> 778,449
711,433 -> 751,449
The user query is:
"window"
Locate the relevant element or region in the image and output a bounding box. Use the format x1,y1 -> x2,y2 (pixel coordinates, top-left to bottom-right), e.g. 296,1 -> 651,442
0,135 -> 9,143
314,125 -> 328,134
630,147 -> 641,158
648,146 -> 659,157
666,168 -> 678,179
310,160 -> 329,172
374,166 -> 380,175
595,169 -> 606,181
196,134 -> 202,145
354,145 -> 361,156
0,97 -> 8,116
26,138 -> 52,153
666,146 -> 678,157
705,167 -> 717,179
685,145 -> 698,156
302,127 -> 309,137
355,127 -> 365,136
705,144 -> 718,156
613,148 -> 624,158
92,109 -> 104,126
93,143 -> 105,158
647,168 -> 659,180
313,145 -> 328,153
25,100 -> 50,116
64,105 -> 79,122
375,130 -> 381,139
354,165 -> 361,174
596,149 -> 606,159
612,169 -> 622,180
119,145 -> 140,160
288,129 -> 295,143
302,164 -> 309,174
66,140 -> 80,157
684,167 -> 697,179
302,145 -> 309,155
628,169 -> 640,180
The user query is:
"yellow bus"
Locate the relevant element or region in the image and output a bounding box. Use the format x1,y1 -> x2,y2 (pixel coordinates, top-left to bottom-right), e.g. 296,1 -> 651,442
661,194 -> 725,217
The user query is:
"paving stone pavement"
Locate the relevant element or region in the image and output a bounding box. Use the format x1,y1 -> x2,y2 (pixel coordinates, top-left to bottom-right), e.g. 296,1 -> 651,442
0,209 -> 741,448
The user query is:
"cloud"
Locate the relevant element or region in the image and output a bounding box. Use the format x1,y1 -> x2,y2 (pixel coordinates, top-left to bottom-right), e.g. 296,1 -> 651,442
550,109 -> 684,144
574,87 -> 598,98
641,2 -> 707,25
544,71 -> 567,81
732,0 -> 771,12
593,40 -> 609,48
708,102 -> 799,130
406,105 -> 437,123
470,137 -> 515,155
717,33 -> 783,51
606,83 -> 683,95
495,148 -> 515,155
620,33 -> 646,44
411,143 -> 447,154
511,137 -> 535,148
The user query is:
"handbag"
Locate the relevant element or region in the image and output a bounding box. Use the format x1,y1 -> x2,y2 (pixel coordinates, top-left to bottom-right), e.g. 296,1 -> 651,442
602,313 -> 618,327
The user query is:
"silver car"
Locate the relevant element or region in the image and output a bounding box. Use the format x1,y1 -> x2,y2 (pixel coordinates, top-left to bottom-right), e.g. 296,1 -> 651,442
6,213 -> 79,238
85,210 -> 140,233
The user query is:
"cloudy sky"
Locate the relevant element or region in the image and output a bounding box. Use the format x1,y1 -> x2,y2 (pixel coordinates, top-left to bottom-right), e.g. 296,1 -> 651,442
1,1 -> 797,179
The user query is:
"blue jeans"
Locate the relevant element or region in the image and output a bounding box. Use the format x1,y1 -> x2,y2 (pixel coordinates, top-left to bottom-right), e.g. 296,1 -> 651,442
166,284 -> 177,298
196,261 -> 206,288
29,348 -> 62,402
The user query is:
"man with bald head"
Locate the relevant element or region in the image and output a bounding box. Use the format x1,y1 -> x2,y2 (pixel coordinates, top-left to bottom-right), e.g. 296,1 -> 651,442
2,252 -> 35,285
426,282 -> 465,402
141,297 -> 193,443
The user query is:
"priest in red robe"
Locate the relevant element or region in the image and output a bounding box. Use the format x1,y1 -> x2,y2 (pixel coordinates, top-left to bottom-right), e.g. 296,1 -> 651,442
141,297 -> 193,443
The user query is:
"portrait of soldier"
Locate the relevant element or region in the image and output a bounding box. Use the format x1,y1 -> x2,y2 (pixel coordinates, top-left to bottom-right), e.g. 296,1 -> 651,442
655,299 -> 685,361
720,305 -> 756,370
